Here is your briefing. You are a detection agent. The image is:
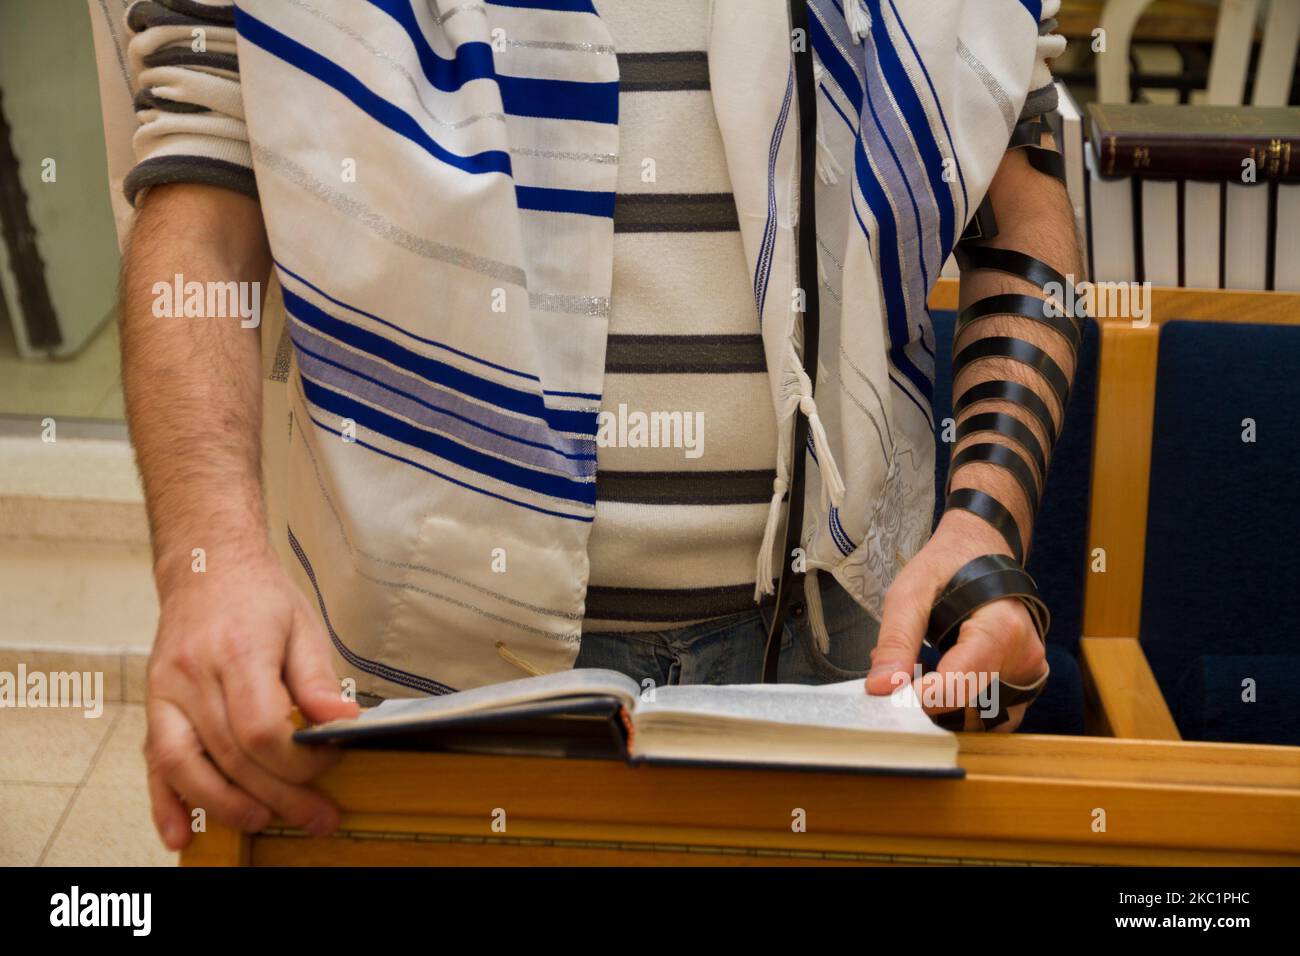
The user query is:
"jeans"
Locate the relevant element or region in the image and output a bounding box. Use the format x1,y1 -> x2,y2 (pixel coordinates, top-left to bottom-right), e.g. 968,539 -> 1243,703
574,577 -> 880,686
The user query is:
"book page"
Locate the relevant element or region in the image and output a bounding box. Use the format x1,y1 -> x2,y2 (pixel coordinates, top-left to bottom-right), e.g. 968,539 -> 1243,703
308,668 -> 641,734
637,679 -> 945,737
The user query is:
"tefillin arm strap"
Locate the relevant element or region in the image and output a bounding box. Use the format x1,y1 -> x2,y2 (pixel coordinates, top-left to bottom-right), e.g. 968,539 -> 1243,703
930,119 -> 1083,728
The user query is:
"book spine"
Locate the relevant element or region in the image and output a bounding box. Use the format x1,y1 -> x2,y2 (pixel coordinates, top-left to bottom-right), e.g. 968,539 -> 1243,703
1093,130 -> 1299,182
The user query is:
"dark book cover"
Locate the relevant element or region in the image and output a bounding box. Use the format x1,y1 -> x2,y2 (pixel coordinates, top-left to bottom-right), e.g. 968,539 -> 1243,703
1088,103 -> 1300,182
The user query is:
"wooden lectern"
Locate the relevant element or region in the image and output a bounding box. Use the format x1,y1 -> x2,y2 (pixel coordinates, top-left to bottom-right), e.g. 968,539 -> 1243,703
182,734 -> 1300,866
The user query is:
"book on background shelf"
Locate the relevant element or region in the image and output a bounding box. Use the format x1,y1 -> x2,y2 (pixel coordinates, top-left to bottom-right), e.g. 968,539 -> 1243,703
1183,180 -> 1222,289
1089,103 -> 1300,181
1141,178 -> 1179,287
1085,103 -> 1300,291
1276,184 -> 1300,292
1086,140 -> 1136,285
296,668 -> 962,777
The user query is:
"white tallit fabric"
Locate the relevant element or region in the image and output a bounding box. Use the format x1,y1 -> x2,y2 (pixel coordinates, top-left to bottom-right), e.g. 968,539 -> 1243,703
90,0 -> 1054,697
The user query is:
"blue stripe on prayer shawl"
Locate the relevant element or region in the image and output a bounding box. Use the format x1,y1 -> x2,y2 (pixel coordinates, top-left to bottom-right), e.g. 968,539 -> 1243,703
754,65 -> 795,324
818,2 -> 941,393
363,0 -> 496,90
297,414 -> 595,523
1018,0 -> 1043,22
487,0 -> 597,12
863,0 -> 957,259
300,376 -> 599,505
369,0 -> 619,124
275,261 -> 604,401
235,9 -> 511,177
810,13 -> 934,404
282,288 -> 597,436
291,331 -> 597,473
885,0 -> 969,228
516,184 -> 616,217
853,136 -> 933,404
235,9 -> 615,217
288,527 -> 459,696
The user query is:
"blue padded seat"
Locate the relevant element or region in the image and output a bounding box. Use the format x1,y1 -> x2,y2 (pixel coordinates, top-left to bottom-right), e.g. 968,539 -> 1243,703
929,309 -> 1099,733
1141,321 -> 1300,746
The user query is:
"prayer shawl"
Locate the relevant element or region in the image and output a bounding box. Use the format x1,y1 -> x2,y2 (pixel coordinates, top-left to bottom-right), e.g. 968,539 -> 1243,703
90,0 -> 1060,697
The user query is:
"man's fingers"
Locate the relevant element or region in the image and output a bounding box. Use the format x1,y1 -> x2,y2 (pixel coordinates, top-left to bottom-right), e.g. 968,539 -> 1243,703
146,769 -> 192,851
189,690 -> 342,837
146,699 -> 272,839
219,650 -> 340,784
284,609 -> 360,725
865,576 -> 930,695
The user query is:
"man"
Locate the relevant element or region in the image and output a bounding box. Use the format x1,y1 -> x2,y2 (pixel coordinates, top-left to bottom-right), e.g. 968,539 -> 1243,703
92,0 -> 1078,849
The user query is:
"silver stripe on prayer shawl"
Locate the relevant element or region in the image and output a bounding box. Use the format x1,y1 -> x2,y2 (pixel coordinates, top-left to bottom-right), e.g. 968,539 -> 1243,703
297,417 -> 584,622
430,2 -> 487,25
511,145 -> 619,165
529,291 -> 610,317
956,39 -> 1016,132
252,144 -> 527,287
508,38 -> 616,55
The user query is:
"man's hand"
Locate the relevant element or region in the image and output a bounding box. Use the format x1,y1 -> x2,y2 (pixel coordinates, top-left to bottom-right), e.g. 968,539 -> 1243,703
864,510 -> 1048,732
121,183 -> 357,849
145,548 -> 359,850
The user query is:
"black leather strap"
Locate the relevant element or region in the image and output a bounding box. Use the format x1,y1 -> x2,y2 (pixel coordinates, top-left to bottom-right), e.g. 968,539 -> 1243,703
1008,115 -> 1067,186
957,292 -> 1081,352
944,488 -> 1025,563
927,554 -> 1050,655
948,441 -> 1041,513
762,0 -> 819,683
954,411 -> 1047,482
954,379 -> 1059,452
953,245 -> 1073,303
953,336 -> 1070,415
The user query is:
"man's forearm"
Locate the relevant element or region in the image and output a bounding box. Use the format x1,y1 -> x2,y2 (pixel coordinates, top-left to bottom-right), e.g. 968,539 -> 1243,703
949,133 -> 1084,557
121,183 -> 273,593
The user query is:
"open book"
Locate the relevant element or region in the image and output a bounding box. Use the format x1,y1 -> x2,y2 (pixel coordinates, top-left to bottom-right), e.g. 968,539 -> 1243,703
295,669 -> 960,777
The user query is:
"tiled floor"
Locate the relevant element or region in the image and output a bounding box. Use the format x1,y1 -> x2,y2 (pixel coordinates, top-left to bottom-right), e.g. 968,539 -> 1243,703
0,704 -> 176,866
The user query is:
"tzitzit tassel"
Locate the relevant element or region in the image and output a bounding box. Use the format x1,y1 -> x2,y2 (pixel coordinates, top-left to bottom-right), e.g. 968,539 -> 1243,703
804,571 -> 832,655
815,125 -> 844,185
800,394 -> 847,506
845,1 -> 871,44
754,474 -> 789,600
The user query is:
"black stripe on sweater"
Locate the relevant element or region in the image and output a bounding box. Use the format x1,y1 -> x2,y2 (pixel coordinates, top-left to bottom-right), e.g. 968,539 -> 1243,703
585,581 -> 764,622
585,573 -> 831,623
142,48 -> 240,74
133,89 -> 210,114
128,0 -> 220,32
613,193 -> 739,233
618,52 -> 710,92
604,334 -> 767,374
124,155 -> 257,206
596,469 -> 776,506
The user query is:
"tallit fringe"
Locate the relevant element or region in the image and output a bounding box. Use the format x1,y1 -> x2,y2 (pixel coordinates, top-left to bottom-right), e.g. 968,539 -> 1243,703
495,641 -> 548,677
815,125 -> 844,186
754,473 -> 789,600
810,60 -> 843,186
753,344 -> 848,601
804,570 -> 832,655
845,1 -> 872,43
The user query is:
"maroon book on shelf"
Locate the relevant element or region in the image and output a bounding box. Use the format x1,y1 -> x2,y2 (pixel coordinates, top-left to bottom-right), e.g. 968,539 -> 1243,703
1088,103 -> 1300,182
